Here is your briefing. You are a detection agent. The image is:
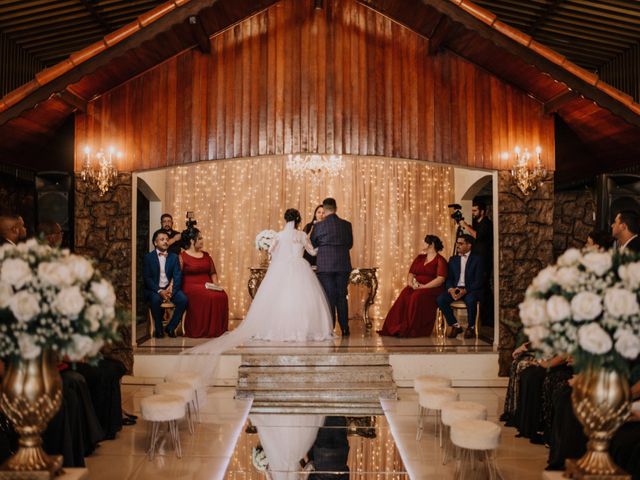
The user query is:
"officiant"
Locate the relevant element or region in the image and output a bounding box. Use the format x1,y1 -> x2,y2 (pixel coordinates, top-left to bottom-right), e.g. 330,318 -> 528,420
180,227 -> 229,338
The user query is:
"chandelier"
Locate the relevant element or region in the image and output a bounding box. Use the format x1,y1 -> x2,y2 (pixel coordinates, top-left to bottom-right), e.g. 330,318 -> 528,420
286,153 -> 345,183
81,146 -> 121,196
508,146 -> 547,196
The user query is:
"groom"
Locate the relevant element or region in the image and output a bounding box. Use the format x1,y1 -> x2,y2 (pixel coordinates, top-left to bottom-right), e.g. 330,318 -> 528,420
311,198 -> 353,336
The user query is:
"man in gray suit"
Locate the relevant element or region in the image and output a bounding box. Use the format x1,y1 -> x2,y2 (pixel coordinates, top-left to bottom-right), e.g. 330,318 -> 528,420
311,198 -> 353,336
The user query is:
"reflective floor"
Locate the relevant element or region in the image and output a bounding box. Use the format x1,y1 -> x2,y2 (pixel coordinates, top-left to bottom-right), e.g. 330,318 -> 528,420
224,415 -> 408,479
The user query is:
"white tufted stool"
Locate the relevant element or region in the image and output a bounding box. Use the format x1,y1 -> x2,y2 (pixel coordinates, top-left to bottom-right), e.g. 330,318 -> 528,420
416,387 -> 459,443
450,419 -> 502,479
414,375 -> 451,392
154,382 -> 196,434
140,394 -> 186,459
441,401 -> 487,465
165,372 -> 204,422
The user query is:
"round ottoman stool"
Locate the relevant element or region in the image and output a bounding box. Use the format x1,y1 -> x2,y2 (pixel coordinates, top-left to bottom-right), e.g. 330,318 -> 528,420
441,401 -> 488,464
416,387 -> 459,442
154,382 -> 196,434
140,394 -> 186,459
450,419 -> 502,479
414,375 -> 451,392
165,372 -> 204,421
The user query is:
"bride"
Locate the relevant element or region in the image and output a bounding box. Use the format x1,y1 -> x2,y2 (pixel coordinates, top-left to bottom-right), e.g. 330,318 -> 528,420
180,208 -> 334,372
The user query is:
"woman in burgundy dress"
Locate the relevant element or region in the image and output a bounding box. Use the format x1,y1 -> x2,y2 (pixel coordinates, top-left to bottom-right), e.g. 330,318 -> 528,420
377,234 -> 447,337
180,228 -> 229,338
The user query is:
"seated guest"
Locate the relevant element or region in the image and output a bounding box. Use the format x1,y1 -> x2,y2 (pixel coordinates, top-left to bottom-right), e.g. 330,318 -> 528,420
37,220 -> 64,247
303,205 -> 325,266
586,229 -> 614,250
501,339 -> 536,426
378,234 -> 447,337
612,210 -> 640,252
143,229 -> 188,338
436,234 -> 484,338
0,214 -> 27,246
180,227 -> 229,338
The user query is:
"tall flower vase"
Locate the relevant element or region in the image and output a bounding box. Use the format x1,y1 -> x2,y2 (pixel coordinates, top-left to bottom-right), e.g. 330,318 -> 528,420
258,249 -> 270,268
566,368 -> 631,479
0,350 -> 63,479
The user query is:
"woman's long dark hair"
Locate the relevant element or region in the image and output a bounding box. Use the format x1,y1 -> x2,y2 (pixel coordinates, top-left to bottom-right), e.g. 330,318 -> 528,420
284,208 -> 302,228
181,226 -> 200,249
304,204 -> 323,233
424,234 -> 444,252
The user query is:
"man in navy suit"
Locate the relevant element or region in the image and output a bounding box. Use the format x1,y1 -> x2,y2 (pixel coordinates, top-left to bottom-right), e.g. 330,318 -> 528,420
311,198 -> 353,336
436,234 -> 484,339
143,229 -> 187,338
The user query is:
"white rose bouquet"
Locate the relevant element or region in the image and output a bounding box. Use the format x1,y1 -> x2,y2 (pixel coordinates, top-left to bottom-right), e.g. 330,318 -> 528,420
519,248 -> 640,373
0,239 -> 122,362
255,230 -> 277,251
251,445 -> 269,472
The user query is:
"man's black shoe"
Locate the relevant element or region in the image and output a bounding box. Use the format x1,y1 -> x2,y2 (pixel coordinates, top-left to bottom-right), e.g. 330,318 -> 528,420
447,325 -> 463,338
165,328 -> 177,338
342,330 -> 350,337
154,331 -> 165,339
464,327 -> 476,339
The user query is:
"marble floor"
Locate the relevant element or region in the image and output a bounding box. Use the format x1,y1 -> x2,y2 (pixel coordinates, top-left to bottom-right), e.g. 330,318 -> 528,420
83,385 -> 548,479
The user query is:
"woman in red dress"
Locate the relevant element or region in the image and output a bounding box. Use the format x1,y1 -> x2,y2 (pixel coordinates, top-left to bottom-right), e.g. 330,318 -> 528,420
180,228 -> 229,338
377,234 -> 448,337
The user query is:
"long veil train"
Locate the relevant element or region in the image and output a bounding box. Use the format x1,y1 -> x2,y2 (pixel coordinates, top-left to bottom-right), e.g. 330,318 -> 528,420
176,221 -> 335,383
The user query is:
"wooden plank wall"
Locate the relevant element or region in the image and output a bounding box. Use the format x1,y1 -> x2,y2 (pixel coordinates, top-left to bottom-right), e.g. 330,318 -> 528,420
74,0 -> 555,172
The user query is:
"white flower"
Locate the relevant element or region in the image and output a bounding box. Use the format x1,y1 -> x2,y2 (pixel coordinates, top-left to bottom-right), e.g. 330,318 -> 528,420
65,334 -> 95,361
546,295 -> 572,322
90,280 -> 116,307
8,291 -> 41,323
37,262 -> 72,287
558,248 -> 582,267
53,286 -> 85,317
532,266 -> 557,293
519,298 -> 549,327
556,267 -> 580,289
0,282 -> 13,308
604,288 -> 639,318
571,291 -> 602,321
17,333 -> 41,359
619,262 -> 640,290
614,329 -> 640,359
65,255 -> 94,284
578,323 -> 612,354
580,251 -> 613,277
1,258 -> 33,289
255,230 -> 277,251
84,304 -> 103,332
88,338 -> 104,357
525,325 -> 550,347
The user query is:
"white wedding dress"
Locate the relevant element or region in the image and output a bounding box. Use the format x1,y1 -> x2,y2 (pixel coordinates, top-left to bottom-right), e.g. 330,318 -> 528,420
178,221 -> 334,379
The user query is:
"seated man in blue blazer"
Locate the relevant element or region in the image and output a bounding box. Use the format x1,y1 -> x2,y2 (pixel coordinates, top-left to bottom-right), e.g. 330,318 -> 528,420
143,229 -> 187,338
436,234 -> 484,339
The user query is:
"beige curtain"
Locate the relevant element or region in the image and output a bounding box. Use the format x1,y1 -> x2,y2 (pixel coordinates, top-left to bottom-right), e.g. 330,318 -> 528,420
166,155 -> 454,322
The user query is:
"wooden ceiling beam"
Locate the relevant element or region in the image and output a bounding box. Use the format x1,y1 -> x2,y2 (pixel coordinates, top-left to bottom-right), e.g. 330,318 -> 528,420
427,15 -> 451,55
188,14 -> 211,54
77,0 -> 113,34
52,87 -> 87,113
544,89 -> 579,115
527,0 -> 563,36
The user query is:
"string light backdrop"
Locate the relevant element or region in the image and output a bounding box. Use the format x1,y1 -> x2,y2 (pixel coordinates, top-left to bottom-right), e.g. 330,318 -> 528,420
166,155 -> 454,321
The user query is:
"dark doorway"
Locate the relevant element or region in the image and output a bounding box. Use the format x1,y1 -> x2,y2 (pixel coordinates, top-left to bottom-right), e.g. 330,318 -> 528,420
136,188 -> 150,344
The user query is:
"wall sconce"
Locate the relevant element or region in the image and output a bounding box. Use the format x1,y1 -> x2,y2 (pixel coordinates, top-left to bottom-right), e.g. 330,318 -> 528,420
506,146 -> 547,195
81,146 -> 121,196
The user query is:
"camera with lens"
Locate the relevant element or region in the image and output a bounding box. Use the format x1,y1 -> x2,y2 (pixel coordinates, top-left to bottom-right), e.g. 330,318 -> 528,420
186,211 -> 198,229
448,203 -> 464,223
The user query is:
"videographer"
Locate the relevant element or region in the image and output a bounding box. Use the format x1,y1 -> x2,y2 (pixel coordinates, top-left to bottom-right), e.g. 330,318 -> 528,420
160,213 -> 182,256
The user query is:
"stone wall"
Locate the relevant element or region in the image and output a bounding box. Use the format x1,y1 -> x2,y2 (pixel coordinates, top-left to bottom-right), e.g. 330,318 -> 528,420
553,189 -> 596,259
497,171 -> 554,375
75,173 -> 133,373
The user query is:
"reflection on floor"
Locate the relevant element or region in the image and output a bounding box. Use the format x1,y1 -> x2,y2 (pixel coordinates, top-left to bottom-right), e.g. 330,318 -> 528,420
84,385 -> 547,479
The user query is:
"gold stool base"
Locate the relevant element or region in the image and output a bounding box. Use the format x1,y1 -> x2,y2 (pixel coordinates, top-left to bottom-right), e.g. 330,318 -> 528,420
565,458 -> 630,480
0,455 -> 62,480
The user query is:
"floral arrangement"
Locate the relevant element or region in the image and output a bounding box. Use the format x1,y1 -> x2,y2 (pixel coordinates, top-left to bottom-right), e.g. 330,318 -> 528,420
519,247 -> 640,373
255,230 -> 277,251
0,239 -> 122,361
251,445 -> 268,472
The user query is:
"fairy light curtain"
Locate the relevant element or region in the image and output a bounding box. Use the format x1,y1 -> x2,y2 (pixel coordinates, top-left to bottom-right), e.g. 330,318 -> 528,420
166,155 -> 454,321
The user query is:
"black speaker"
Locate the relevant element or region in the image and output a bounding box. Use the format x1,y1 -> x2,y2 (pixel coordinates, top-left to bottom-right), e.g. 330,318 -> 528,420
35,171 -> 72,231
595,174 -> 640,230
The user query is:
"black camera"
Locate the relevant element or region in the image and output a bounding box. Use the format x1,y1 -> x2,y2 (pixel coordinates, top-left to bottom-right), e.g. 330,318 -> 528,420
448,203 -> 464,223
186,211 -> 197,229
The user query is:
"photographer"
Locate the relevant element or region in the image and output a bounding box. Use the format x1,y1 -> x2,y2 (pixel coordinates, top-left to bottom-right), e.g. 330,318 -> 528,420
458,200 -> 492,270
160,213 -> 182,255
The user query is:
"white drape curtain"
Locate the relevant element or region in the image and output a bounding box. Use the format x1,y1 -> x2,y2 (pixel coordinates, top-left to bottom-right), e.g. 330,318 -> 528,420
166,155 -> 454,322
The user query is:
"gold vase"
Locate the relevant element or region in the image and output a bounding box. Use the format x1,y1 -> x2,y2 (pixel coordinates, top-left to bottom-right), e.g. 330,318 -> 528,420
566,368 -> 631,479
0,350 -> 63,478
258,249 -> 270,268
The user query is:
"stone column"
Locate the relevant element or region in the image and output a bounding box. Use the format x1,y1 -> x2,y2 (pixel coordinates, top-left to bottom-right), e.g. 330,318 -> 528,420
553,190 -> 595,259
497,171 -> 554,376
75,173 -> 133,373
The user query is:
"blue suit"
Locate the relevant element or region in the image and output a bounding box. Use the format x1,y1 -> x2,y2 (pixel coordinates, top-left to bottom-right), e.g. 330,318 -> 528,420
311,213 -> 353,334
143,250 -> 187,335
436,253 -> 484,329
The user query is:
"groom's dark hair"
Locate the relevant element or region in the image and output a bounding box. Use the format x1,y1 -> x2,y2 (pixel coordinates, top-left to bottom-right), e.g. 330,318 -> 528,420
322,197 -> 337,212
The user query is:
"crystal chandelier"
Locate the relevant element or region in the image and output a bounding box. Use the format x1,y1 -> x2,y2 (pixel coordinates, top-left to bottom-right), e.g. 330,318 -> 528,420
81,146 -> 121,196
286,153 -> 345,183
508,146 -> 547,196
